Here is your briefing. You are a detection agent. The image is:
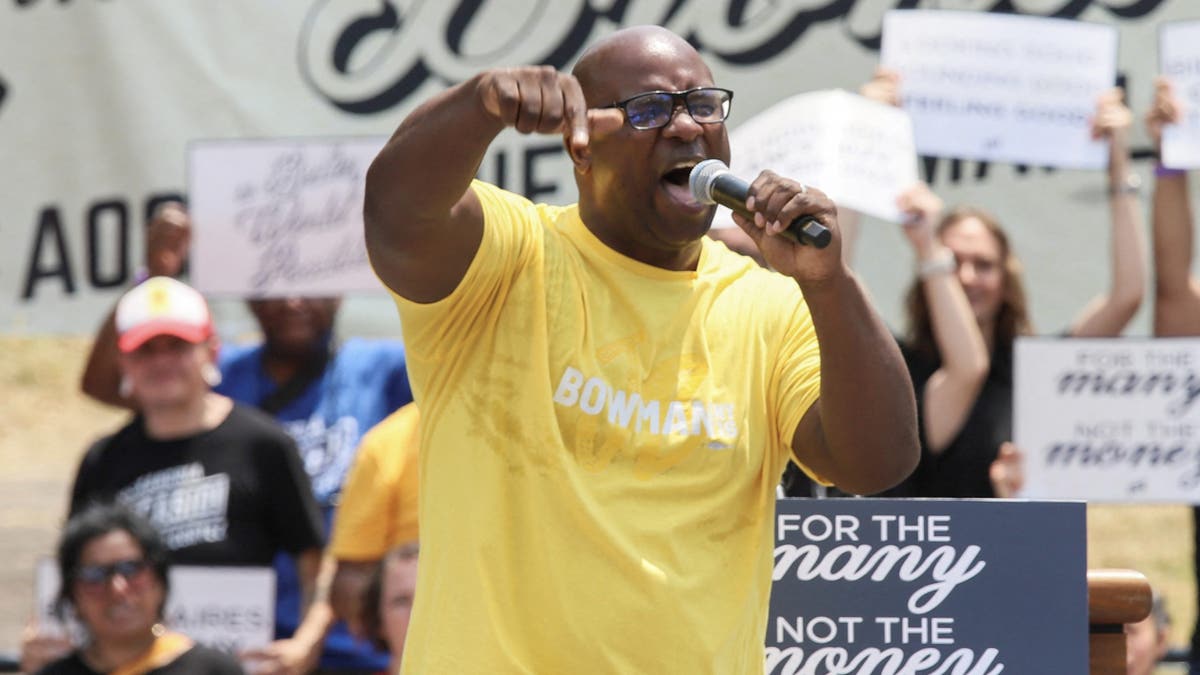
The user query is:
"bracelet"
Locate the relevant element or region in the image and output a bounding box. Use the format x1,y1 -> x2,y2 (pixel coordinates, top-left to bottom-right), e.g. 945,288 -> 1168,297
918,250 -> 956,279
1108,172 -> 1142,197
1156,163 -> 1186,178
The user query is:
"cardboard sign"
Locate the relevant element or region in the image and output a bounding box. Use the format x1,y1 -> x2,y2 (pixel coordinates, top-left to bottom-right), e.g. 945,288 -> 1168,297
714,89 -> 918,225
188,137 -> 386,298
766,498 -> 1088,674
881,10 -> 1117,168
1160,21 -> 1200,169
1014,338 -> 1200,502
36,560 -> 275,653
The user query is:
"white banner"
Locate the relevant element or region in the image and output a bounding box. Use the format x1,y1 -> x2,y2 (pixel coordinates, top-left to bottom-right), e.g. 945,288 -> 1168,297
713,89 -> 917,225
881,10 -> 1117,169
1160,20 -> 1200,169
189,138 -> 385,298
0,2 -> 1188,334
1014,338 -> 1200,503
36,560 -> 275,653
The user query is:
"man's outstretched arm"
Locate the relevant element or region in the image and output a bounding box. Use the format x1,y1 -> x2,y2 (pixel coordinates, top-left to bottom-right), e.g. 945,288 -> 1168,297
364,67 -> 588,303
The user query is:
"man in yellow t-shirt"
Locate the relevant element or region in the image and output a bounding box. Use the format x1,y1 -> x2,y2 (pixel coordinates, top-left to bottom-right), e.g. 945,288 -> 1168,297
328,403 -> 420,636
364,26 -> 919,674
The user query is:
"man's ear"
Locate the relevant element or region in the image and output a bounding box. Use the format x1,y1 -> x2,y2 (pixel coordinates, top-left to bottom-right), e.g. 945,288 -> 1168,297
565,134 -> 592,174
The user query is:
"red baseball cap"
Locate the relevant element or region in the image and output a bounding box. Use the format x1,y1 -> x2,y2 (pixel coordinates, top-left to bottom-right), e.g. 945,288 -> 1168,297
116,277 -> 215,353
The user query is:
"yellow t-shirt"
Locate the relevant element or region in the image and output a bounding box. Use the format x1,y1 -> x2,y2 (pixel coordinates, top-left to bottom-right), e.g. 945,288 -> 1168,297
392,181 -> 822,674
329,403 -> 420,559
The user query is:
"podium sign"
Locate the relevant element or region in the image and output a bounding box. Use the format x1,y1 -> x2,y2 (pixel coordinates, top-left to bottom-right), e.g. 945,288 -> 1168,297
766,498 -> 1087,674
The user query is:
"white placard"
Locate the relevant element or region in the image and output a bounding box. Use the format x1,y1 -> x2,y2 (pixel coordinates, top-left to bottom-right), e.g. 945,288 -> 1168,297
188,137 -> 387,298
1160,21 -> 1200,169
36,560 -> 275,653
881,10 -> 1117,169
1014,338 -> 1200,503
714,89 -> 918,225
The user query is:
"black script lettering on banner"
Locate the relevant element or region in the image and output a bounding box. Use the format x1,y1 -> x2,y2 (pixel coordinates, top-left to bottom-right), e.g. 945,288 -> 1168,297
297,0 -> 1168,116
766,498 -> 1087,674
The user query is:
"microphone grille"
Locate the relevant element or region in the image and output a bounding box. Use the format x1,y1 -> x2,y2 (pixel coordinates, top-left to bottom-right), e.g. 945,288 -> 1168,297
689,159 -> 729,205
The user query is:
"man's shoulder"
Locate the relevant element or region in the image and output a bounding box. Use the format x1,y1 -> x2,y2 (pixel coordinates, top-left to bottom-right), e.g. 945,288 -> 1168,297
472,180 -> 571,230
217,341 -> 264,373
703,243 -> 805,306
219,403 -> 296,448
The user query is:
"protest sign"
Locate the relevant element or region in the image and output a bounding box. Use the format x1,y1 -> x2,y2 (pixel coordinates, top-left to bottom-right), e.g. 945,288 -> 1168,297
881,10 -> 1117,168
766,498 -> 1087,674
188,137 -> 386,298
713,89 -> 917,225
1015,337 -> 1200,502
1160,21 -> 1200,169
36,560 -> 275,653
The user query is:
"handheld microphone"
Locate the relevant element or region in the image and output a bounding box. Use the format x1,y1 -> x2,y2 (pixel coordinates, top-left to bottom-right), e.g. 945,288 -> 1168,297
689,159 -> 832,249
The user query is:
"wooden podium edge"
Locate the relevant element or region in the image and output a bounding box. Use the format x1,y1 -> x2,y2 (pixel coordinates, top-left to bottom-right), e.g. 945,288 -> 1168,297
1088,568 -> 1152,675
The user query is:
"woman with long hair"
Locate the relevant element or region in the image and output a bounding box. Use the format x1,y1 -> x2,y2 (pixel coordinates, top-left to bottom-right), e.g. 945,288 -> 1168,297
894,87 -> 1145,497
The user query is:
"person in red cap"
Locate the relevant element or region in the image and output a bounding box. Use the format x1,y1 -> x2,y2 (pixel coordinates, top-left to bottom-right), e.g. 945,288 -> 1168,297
56,276 -> 327,674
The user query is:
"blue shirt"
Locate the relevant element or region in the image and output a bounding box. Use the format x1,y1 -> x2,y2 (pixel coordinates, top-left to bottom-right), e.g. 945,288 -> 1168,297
217,337 -> 413,671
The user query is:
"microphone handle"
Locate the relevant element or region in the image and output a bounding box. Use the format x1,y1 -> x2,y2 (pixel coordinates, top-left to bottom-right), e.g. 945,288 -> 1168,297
710,173 -> 832,249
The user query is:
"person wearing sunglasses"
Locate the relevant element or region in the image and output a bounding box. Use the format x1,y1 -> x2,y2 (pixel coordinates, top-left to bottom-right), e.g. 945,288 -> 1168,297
363,25 -> 917,674
37,503 -> 243,675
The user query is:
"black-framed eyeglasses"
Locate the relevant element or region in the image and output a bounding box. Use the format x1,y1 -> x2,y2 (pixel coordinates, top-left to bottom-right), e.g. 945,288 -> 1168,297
605,87 -> 733,130
73,559 -> 151,590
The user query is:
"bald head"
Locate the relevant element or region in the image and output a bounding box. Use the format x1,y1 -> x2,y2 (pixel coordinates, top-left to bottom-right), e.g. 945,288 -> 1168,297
573,26 -> 712,106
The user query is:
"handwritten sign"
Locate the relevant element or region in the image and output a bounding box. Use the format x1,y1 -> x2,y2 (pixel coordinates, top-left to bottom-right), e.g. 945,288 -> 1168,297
1161,21 -> 1200,169
766,498 -> 1087,674
36,560 -> 275,653
1015,338 -> 1200,502
188,138 -> 386,298
713,89 -> 918,225
880,10 -> 1116,169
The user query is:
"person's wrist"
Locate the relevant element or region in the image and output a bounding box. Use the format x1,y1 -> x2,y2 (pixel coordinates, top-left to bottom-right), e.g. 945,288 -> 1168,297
918,248 -> 956,279
1108,172 -> 1142,197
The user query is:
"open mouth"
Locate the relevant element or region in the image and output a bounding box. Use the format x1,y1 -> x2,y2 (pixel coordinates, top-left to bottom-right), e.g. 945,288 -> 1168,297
659,161 -> 705,211
662,166 -> 693,187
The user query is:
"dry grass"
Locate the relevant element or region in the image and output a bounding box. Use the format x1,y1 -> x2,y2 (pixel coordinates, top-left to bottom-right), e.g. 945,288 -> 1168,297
1089,504 -> 1194,650
0,337 -> 125,653
0,337 -> 1194,661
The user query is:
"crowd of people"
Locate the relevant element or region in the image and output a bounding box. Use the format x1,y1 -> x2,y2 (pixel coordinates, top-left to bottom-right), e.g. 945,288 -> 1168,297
15,22 -> 1200,675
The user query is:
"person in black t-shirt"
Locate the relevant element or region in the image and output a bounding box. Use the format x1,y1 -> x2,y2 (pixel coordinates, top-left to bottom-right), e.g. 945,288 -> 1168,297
36,504 -> 244,675
26,277 -> 327,675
